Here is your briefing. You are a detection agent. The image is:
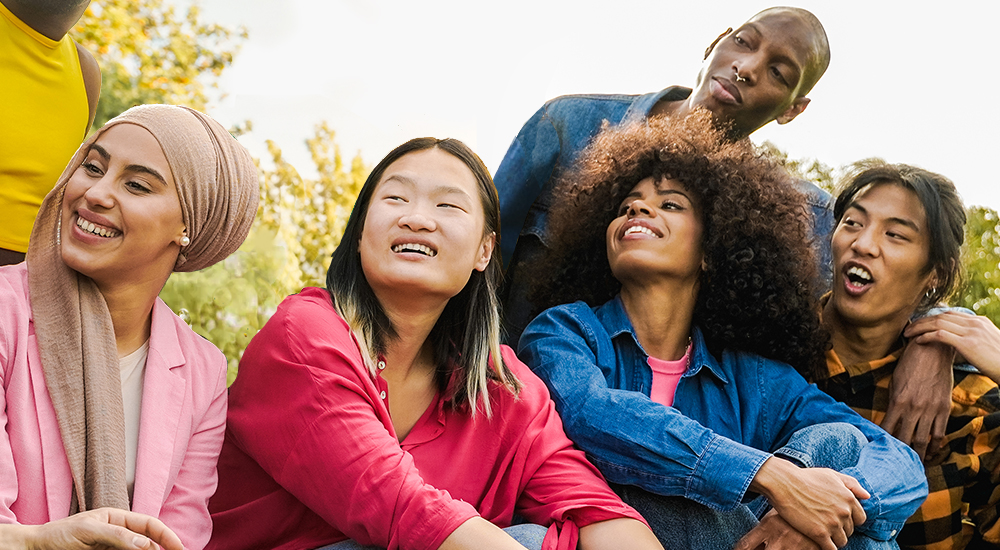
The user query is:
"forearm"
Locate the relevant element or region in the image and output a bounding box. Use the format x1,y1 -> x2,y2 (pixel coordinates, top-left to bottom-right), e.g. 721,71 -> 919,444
578,518 -> 663,550
551,376 -> 774,509
773,371 -> 931,537
885,338 -> 954,457
438,517 -> 526,550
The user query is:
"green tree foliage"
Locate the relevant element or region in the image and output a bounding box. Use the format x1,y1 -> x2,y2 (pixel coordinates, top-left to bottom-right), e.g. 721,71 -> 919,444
159,125 -> 368,384
956,207 -> 1000,325
75,0 -> 246,129
257,123 -> 368,290
759,141 -> 837,193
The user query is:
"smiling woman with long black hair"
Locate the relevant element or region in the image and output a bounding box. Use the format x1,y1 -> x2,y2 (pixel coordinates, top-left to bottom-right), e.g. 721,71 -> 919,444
208,137 -> 663,550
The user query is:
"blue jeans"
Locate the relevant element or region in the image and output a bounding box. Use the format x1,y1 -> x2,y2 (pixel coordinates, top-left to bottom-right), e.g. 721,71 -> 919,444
315,523 -> 548,550
614,423 -> 899,550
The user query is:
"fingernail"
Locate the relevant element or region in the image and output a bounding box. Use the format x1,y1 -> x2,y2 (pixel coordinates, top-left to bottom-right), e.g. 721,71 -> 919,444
132,535 -> 150,548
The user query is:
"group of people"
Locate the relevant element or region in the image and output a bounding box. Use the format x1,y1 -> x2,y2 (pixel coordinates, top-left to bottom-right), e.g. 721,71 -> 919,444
2,2 -> 999,550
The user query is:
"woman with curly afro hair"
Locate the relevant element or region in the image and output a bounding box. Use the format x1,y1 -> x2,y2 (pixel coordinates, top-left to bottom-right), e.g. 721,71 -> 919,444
517,112 -> 927,550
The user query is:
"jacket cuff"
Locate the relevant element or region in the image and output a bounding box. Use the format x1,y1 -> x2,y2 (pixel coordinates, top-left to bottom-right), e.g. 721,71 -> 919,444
855,518 -> 906,542
843,467 -> 906,541
687,434 -> 771,510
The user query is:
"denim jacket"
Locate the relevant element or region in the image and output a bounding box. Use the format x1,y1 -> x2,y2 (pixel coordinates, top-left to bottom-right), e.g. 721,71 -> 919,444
518,297 -> 928,541
493,86 -> 835,279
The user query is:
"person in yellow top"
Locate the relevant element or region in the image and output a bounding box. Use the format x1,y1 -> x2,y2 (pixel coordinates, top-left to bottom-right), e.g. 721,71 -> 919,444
0,0 -> 101,265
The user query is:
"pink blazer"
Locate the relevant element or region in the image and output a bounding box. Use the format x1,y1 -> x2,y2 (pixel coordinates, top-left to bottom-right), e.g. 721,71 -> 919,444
0,263 -> 228,550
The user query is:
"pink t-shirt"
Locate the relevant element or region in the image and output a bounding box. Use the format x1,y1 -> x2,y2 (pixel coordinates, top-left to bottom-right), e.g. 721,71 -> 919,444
208,287 -> 644,550
647,343 -> 692,407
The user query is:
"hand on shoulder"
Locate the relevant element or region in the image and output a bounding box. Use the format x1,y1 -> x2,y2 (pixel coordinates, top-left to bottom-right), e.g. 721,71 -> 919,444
905,311 -> 1000,383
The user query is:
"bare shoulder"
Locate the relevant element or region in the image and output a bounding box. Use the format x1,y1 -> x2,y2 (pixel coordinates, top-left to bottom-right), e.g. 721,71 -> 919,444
74,41 -> 101,130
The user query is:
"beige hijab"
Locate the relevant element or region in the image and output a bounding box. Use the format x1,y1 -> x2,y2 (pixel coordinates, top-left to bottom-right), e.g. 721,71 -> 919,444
25,105 -> 259,513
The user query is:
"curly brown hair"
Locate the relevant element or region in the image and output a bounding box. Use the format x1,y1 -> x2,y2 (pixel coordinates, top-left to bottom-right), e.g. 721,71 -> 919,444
525,110 -> 827,377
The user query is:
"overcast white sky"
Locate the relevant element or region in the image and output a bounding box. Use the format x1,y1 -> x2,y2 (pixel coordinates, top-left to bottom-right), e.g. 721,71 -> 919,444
196,0 -> 1000,210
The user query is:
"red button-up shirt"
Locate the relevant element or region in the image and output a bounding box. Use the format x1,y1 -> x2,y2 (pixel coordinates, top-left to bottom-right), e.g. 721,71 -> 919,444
208,288 -> 642,550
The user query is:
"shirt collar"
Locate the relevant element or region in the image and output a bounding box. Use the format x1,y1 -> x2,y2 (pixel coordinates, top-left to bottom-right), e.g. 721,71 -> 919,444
596,296 -> 730,384
822,347 -> 901,393
596,295 -> 636,339
688,327 -> 729,384
817,294 -> 904,389
623,86 -> 693,124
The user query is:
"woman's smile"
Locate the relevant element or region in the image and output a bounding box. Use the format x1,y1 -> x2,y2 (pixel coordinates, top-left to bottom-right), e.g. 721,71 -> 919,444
359,148 -> 492,300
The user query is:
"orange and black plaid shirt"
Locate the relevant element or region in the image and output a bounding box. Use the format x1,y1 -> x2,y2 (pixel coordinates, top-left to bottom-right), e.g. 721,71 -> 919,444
816,347 -> 1000,549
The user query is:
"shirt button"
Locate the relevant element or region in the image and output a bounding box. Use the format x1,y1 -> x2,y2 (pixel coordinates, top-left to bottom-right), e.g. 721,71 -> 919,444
380,391 -> 386,399
890,530 -> 897,536
377,360 -> 386,370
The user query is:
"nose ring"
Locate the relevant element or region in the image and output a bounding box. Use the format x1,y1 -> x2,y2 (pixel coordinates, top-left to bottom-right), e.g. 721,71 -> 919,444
735,70 -> 747,83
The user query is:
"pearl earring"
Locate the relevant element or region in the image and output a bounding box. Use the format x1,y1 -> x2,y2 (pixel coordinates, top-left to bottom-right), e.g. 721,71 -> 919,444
180,236 -> 190,247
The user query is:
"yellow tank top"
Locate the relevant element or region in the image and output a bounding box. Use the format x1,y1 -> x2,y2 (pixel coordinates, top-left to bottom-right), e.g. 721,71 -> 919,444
0,1 -> 90,253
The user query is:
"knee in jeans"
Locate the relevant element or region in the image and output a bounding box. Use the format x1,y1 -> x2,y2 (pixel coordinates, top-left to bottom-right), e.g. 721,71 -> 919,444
775,422 -> 867,470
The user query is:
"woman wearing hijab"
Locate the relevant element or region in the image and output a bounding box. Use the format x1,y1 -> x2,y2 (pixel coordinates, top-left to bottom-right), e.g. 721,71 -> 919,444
0,104 -> 259,550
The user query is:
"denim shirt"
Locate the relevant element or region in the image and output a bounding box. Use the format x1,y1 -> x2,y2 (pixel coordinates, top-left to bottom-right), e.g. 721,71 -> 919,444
493,86 -> 835,281
518,297 -> 928,541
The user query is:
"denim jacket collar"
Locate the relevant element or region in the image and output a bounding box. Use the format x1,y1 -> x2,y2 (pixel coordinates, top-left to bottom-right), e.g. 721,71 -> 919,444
594,295 -> 730,385
622,86 -> 693,124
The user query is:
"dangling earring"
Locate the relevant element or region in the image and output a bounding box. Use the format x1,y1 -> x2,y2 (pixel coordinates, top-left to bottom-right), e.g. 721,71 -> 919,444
180,235 -> 190,247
